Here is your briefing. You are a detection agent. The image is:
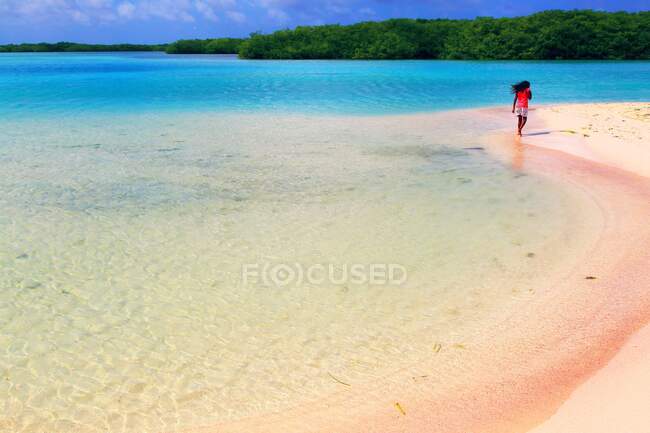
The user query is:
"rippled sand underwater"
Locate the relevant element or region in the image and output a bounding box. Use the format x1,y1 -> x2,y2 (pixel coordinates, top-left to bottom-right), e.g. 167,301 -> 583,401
0,111 -> 591,432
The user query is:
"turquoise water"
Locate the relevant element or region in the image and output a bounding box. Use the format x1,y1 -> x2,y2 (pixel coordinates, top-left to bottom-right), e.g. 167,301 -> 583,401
1,110 -> 599,432
0,52 -> 626,431
1,52 -> 649,118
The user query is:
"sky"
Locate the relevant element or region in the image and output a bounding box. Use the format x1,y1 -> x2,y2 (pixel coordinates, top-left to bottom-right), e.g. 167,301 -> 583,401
0,0 -> 647,44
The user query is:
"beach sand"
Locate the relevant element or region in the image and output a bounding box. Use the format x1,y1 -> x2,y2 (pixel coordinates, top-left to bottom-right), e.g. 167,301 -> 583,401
183,103 -> 650,433
3,103 -> 648,433
519,103 -> 650,433
523,103 -> 650,177
524,103 -> 650,176
527,324 -> 650,433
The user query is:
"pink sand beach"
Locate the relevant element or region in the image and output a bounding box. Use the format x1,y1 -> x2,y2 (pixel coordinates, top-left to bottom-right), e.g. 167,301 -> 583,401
2,103 -> 648,433
182,103 -> 650,433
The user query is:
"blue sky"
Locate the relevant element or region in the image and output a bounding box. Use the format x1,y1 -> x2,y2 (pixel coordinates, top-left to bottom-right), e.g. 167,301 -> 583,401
0,0 -> 647,44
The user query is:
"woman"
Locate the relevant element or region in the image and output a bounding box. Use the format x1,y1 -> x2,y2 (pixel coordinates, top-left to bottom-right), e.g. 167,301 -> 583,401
511,80 -> 532,136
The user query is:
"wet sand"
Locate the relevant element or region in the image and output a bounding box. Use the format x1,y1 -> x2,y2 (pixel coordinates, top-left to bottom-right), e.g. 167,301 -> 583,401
184,104 -> 650,433
3,104 -> 648,433
0,110 -> 589,432
520,103 -> 650,433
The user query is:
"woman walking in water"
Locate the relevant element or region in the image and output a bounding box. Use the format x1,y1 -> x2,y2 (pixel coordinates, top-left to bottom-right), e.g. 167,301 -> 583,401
511,81 -> 532,136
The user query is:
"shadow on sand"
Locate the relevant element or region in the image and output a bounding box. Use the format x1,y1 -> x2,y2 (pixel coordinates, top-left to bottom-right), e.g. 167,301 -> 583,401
523,131 -> 552,137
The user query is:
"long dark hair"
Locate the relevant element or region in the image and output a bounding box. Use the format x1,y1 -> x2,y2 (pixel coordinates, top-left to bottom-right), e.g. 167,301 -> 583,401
511,80 -> 530,93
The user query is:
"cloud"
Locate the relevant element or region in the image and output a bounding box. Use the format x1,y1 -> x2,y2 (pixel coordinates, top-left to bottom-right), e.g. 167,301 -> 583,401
226,10 -> 245,23
0,0 -> 204,24
70,9 -> 90,23
194,0 -> 218,21
116,1 -> 135,18
133,0 -> 195,22
252,0 -> 373,24
267,8 -> 289,21
79,0 -> 112,8
1,0 -> 647,34
0,0 -> 447,28
0,0 -> 258,26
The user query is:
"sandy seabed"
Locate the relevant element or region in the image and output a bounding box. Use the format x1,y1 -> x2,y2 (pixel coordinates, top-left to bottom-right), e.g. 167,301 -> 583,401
186,103 -> 650,433
1,103 -> 649,433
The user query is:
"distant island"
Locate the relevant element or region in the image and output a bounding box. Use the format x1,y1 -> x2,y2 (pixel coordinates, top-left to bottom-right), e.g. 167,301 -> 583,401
2,10 -> 648,60
0,42 -> 168,53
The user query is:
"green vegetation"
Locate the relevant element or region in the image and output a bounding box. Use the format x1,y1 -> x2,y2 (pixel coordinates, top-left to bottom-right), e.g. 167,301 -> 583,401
239,10 -> 650,60
165,38 -> 244,54
0,42 -> 166,53
1,11 -> 648,59
0,39 -> 243,55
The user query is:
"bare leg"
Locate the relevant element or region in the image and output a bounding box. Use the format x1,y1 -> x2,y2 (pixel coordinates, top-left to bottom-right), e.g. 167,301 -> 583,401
520,116 -> 528,134
517,115 -> 523,136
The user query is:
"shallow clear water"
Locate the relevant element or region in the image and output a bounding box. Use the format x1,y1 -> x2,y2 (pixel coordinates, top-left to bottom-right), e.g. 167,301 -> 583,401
0,53 -> 629,432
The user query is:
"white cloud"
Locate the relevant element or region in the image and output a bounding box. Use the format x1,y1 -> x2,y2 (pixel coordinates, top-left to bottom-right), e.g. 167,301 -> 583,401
179,11 -> 195,22
0,0 -> 219,24
77,0 -> 112,8
0,0 -> 375,27
135,0 -> 192,21
69,8 -> 90,22
226,10 -> 245,22
267,7 -> 288,21
116,1 -> 135,18
194,0 -> 218,22
204,0 -> 235,7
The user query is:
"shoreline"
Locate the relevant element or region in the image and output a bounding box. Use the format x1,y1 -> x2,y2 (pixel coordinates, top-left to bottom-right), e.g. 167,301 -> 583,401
486,102 -> 650,433
181,103 -> 650,433
2,103 -> 648,432
520,103 -> 650,177
518,103 -> 650,433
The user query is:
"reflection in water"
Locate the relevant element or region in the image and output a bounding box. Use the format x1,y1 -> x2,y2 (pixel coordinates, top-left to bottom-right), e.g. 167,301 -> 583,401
512,138 -> 525,172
